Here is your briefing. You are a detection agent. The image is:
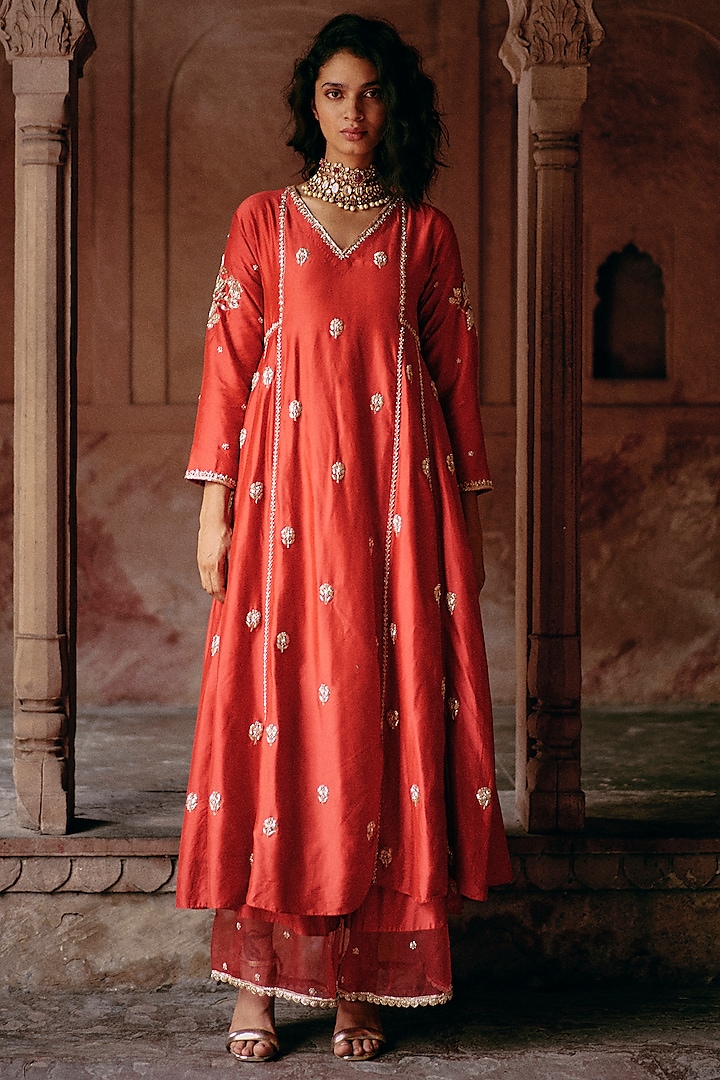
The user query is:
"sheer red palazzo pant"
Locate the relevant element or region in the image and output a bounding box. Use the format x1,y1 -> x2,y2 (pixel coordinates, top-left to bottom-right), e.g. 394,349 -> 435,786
211,884 -> 454,1007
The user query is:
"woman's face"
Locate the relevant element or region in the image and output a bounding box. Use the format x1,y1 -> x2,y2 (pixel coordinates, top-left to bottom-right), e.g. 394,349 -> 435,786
312,50 -> 386,170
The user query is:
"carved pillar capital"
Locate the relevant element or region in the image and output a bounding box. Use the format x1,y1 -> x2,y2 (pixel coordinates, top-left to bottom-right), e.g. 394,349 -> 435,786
0,0 -> 94,67
500,0 -> 604,84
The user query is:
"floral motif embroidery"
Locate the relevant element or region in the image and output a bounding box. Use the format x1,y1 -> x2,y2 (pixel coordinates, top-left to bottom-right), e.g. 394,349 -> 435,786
283,930 -> 291,939
367,821 -> 375,840
317,784 -> 329,804
221,442 -> 230,451
448,696 -> 460,720
185,792 -> 198,812
449,281 -> 475,331
446,454 -> 455,475
370,393 -> 384,413
237,922 -> 242,930
331,461 -> 345,483
352,947 -> 360,955
246,609 -> 261,630
410,784 -> 420,805
422,458 -> 431,479
266,724 -> 278,745
262,366 -> 274,387
209,791 -> 222,814
319,583 -> 334,604
249,481 -> 264,503
446,592 -> 457,615
249,721 -> 263,744
390,623 -> 397,644
476,787 -> 492,809
373,251 -> 388,268
379,848 -> 393,867
409,940 -> 418,950
217,346 -> 223,353
329,318 -> 344,339
318,684 -> 330,704
281,526 -> 295,547
406,364 -> 413,383
434,584 -> 441,605
386,709 -> 399,729
289,400 -> 302,420
239,429 -> 247,449
207,260 -> 243,328
441,677 -> 446,698
296,247 -> 309,265
251,372 -> 260,391
276,632 -> 290,652
263,817 -> 278,837
210,634 -> 220,657
369,537 -> 375,549
222,962 -> 227,970
393,514 -> 402,535
468,450 -> 475,457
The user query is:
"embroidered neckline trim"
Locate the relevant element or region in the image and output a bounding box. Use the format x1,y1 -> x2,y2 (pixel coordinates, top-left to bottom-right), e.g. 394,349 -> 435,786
289,187 -> 399,261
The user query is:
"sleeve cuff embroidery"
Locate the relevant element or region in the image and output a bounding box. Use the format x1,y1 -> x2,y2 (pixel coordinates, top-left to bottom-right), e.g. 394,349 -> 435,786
459,479 -> 493,492
185,469 -> 237,489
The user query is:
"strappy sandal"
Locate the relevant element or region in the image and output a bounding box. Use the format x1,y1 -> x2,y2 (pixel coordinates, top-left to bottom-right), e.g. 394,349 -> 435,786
332,1027 -> 386,1062
226,1029 -> 280,1063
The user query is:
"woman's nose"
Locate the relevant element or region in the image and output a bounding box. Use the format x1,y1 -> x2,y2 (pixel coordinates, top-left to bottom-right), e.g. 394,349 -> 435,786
344,96 -> 364,119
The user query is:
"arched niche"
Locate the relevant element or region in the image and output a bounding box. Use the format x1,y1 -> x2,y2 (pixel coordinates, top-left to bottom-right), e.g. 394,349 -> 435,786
593,243 -> 667,380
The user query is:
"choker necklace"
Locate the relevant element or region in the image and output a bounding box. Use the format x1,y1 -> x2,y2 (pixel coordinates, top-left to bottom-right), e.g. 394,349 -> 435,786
300,158 -> 389,212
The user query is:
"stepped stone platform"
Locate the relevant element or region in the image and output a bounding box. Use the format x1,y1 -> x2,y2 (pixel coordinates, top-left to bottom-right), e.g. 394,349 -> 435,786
1,705 -> 719,989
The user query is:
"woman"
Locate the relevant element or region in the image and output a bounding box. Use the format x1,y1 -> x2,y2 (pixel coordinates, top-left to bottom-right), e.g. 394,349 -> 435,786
177,13 -> 511,1063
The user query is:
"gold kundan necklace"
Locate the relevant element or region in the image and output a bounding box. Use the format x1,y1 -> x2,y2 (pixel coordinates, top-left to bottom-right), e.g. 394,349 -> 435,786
300,158 -> 389,212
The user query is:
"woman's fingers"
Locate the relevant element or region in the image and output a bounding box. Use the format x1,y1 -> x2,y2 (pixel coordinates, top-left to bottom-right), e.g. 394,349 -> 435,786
197,528 -> 231,603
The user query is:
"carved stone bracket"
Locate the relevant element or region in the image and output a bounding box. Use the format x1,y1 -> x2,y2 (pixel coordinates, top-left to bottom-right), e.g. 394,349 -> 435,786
501,0 -> 604,83
0,0 -> 94,66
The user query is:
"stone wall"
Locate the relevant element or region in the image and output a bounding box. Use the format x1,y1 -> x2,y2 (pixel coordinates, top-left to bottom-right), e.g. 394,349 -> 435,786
0,0 -> 718,709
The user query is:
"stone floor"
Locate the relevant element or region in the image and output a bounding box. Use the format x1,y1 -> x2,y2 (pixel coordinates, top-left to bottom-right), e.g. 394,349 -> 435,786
1,981 -> 719,1078
1,704 -> 719,837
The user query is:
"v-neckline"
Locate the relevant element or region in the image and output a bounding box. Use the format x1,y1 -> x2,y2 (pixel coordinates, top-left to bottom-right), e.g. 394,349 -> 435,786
289,187 -> 399,260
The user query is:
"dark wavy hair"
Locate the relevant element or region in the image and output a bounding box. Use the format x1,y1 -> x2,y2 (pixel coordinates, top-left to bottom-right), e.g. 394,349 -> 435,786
286,13 -> 447,207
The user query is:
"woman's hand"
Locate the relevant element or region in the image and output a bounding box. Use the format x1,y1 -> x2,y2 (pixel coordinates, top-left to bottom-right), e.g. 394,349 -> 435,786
460,490 -> 486,594
197,482 -> 234,603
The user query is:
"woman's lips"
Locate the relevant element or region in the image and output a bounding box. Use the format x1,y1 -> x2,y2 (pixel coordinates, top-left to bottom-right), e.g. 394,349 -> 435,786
341,129 -> 366,141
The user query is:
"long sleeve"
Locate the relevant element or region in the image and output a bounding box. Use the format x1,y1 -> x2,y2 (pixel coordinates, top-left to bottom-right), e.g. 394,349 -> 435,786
417,211 -> 492,492
186,199 -> 267,488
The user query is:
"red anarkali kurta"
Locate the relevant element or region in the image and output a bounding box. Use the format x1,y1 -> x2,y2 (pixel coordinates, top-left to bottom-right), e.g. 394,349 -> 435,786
177,187 -> 510,933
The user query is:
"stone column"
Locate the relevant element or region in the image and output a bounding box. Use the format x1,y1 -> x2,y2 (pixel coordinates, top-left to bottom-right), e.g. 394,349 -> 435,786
0,0 -> 94,833
500,1 -> 603,832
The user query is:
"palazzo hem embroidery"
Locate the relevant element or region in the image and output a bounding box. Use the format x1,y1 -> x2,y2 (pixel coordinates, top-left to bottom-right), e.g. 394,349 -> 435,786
210,970 -> 453,1009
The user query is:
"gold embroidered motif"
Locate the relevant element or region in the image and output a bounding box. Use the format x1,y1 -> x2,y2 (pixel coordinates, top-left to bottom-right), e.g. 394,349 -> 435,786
317,784 -> 329,804
409,940 -> 418,950
410,784 -> 420,805
352,947 -> 360,955
386,709 -> 399,729
263,816 -> 278,837
449,281 -> 475,331
239,429 -> 247,448
434,584 -> 441,605
369,537 -> 375,549
289,400 -> 302,420
296,247 -> 309,266
262,367 -> 274,387
367,821 -> 375,840
237,922 -> 242,930
448,696 -> 460,720
431,380 -> 439,400
281,526 -> 295,547
389,623 -> 397,644
283,930 -> 291,938
210,634 -> 220,657
406,364 -> 413,382
246,609 -> 261,630
370,393 -> 384,413
441,677 -> 446,698
422,458 -> 430,479
329,318 -> 344,339
266,724 -> 278,745
251,372 -> 260,391
209,791 -> 221,813
185,468 -> 236,487
318,684 -> 330,704
446,592 -> 457,615
276,632 -> 290,652
446,454 -> 455,474
331,461 -> 345,482
221,442 -> 230,451
379,848 -> 393,867
185,793 -> 198,812
373,251 -> 388,268
319,583 -> 334,604
249,481 -> 264,503
460,479 -> 493,492
249,721 -> 263,744
393,514 -> 402,535
468,450 -> 475,457
476,787 -> 492,809
207,261 -> 243,328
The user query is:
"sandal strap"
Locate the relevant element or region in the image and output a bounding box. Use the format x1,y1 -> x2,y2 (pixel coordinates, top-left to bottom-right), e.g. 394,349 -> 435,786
332,1027 -> 386,1046
226,1029 -> 280,1053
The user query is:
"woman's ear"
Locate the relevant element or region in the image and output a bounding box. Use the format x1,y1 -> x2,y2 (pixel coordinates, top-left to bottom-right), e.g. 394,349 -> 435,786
311,97 -> 318,120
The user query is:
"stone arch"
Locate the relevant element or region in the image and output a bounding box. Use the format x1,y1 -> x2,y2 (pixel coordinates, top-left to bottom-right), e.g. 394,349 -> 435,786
592,243 -> 666,379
